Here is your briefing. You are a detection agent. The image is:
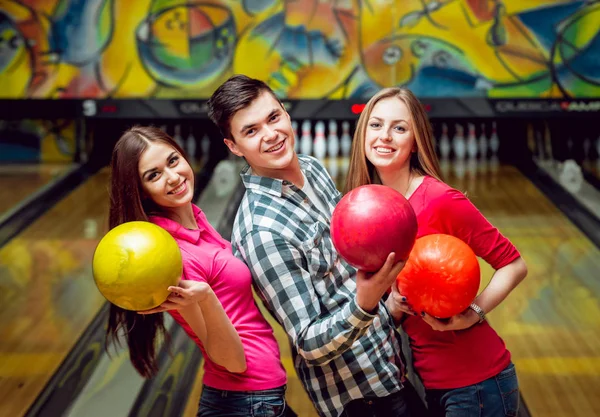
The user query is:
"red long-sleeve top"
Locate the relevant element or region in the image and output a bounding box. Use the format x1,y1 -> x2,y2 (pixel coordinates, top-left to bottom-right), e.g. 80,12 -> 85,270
403,175 -> 521,389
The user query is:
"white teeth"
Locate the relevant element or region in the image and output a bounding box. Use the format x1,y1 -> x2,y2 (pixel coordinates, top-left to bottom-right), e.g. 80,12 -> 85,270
266,142 -> 284,152
171,181 -> 185,194
375,147 -> 394,154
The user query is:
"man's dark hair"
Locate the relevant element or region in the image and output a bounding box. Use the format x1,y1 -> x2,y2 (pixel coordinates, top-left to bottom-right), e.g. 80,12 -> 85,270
207,74 -> 282,141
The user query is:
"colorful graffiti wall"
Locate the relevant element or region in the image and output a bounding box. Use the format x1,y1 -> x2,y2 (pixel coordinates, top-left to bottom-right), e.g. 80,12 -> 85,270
0,0 -> 598,99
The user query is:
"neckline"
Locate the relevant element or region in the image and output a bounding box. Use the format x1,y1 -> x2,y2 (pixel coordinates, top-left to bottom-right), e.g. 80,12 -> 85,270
407,175 -> 429,201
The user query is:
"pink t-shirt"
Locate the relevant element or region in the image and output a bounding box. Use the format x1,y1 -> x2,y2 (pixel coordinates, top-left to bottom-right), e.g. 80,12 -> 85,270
403,176 -> 521,390
150,205 -> 287,391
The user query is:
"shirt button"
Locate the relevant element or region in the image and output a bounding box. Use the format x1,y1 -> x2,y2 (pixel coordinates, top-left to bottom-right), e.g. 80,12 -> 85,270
303,198 -> 309,204
367,400 -> 373,405
314,239 -> 319,245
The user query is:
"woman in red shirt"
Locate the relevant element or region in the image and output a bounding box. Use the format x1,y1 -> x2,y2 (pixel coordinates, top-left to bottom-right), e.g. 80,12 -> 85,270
345,88 -> 528,417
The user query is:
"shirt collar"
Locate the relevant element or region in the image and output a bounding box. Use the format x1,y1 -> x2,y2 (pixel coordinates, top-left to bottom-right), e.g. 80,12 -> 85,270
239,156 -> 314,197
149,204 -> 204,244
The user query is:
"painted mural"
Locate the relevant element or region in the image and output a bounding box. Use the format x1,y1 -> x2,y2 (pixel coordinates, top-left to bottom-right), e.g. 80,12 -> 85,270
0,0 -> 598,99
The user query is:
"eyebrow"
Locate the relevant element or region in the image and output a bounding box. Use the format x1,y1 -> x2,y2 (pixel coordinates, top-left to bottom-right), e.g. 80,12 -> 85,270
369,116 -> 408,123
142,151 -> 177,179
239,108 -> 281,135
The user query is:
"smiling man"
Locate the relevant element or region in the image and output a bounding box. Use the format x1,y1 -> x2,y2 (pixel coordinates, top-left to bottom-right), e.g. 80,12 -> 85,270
207,75 -> 416,417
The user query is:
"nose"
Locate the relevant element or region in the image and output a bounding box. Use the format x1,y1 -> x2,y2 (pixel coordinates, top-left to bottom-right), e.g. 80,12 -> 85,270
378,130 -> 392,142
165,168 -> 179,184
263,125 -> 278,141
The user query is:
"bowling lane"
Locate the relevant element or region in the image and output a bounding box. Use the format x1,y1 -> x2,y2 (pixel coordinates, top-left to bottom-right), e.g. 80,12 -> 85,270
435,161 -> 600,417
0,167 -> 110,417
0,164 -> 75,220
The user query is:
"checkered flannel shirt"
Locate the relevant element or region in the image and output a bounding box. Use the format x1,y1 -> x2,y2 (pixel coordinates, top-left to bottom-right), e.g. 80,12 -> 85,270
231,155 -> 406,417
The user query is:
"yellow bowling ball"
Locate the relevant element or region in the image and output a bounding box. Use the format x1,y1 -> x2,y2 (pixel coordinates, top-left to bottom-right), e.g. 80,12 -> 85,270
92,221 -> 182,311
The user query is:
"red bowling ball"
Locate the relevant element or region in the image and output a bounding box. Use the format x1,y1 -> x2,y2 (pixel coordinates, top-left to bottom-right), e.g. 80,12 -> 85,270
331,184 -> 418,272
396,234 -> 481,318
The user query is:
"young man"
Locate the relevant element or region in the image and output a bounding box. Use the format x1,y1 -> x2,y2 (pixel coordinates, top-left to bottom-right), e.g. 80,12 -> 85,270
207,75 -> 414,417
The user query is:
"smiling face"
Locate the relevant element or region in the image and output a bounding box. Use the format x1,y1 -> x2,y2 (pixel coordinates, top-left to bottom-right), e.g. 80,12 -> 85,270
224,91 -> 296,178
364,96 -> 416,174
138,142 -> 194,209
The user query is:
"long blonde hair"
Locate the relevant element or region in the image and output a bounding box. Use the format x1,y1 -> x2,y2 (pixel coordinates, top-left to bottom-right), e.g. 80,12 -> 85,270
345,87 -> 442,193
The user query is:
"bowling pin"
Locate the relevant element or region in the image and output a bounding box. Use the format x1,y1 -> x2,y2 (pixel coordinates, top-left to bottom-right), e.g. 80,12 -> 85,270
567,137 -> 574,159
292,120 -> 299,153
466,123 -> 478,159
313,121 -> 327,160
583,137 -> 591,161
327,120 -> 340,158
439,123 -> 451,159
489,121 -> 499,156
453,124 -> 466,160
186,126 -> 197,160
536,130 -> 545,161
300,120 -> 313,155
174,124 -> 184,148
478,123 -> 488,160
340,121 -> 352,157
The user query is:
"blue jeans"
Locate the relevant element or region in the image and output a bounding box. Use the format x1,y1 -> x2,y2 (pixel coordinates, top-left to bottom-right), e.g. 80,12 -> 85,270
198,385 -> 293,417
425,363 -> 519,417
340,389 -> 411,417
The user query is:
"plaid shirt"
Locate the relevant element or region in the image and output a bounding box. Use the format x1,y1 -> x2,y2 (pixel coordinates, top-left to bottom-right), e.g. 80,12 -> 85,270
232,155 -> 406,417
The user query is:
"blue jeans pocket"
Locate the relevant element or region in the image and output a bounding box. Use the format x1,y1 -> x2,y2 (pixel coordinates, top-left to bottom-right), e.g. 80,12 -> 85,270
252,394 -> 286,417
198,389 -> 249,416
495,364 -> 519,417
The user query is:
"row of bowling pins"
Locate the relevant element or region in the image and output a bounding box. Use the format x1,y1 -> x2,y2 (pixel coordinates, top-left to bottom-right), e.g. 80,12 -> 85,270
161,124 -> 211,161
293,120 -> 354,159
533,128 -> 600,166
437,122 -> 500,161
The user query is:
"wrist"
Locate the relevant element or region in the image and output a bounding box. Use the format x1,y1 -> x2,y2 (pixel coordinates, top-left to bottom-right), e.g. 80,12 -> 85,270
384,298 -> 404,324
468,302 -> 486,324
196,288 -> 216,304
356,295 -> 378,315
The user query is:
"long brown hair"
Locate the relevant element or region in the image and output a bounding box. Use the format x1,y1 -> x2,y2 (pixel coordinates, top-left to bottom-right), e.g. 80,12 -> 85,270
106,125 -> 190,378
345,87 -> 442,193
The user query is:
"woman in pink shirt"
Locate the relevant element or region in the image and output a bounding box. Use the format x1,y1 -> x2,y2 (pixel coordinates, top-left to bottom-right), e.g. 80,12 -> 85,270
105,126 -> 291,416
345,88 -> 528,417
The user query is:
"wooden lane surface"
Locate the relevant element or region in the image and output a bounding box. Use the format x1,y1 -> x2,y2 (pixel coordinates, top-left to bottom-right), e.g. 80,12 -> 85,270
0,167 -> 110,417
0,164 -> 74,217
446,160 -> 600,417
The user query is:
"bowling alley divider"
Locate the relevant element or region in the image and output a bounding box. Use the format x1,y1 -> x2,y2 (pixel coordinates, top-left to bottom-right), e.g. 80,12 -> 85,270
23,159 -> 247,417
2,98 -> 600,121
0,163 -> 103,249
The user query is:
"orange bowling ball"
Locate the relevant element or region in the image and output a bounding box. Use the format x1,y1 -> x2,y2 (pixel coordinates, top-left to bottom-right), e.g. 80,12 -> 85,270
92,221 -> 182,311
396,234 -> 480,318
